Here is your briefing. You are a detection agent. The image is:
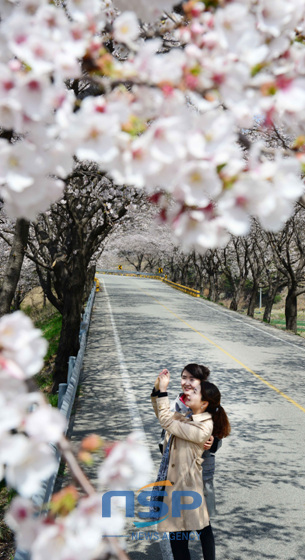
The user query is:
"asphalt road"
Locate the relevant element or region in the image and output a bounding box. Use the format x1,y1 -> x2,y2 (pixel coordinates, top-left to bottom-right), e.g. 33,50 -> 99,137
75,274 -> 305,560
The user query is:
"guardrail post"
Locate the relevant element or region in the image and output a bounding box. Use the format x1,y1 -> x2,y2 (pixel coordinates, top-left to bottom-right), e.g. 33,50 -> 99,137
79,316 -> 89,342
58,383 -> 68,409
68,356 -> 76,384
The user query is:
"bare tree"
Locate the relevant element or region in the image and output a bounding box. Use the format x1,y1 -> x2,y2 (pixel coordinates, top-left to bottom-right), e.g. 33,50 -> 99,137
238,222 -> 268,318
266,207 -> 305,332
25,163 -> 139,391
0,214 -> 30,316
249,226 -> 287,323
100,207 -> 176,274
219,237 -> 249,311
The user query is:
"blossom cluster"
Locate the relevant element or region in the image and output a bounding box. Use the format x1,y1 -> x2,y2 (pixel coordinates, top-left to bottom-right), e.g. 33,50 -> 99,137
0,312 -> 62,496
5,431 -> 152,560
3,3 -> 305,556
0,0 -> 304,249
6,493 -> 124,560
0,310 -> 152,559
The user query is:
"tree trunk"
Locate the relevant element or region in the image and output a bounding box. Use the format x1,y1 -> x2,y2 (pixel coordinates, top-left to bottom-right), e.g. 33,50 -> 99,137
52,261 -> 86,392
180,267 -> 186,286
12,288 -> 23,311
83,264 -> 96,303
0,219 -> 29,317
247,281 -> 258,317
136,255 -> 144,272
263,282 -> 280,323
172,266 -> 178,282
208,274 -> 218,302
229,279 -> 245,311
285,287 -> 297,333
194,271 -> 203,293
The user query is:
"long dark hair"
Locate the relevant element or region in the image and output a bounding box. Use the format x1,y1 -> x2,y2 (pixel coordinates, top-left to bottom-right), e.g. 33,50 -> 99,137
182,363 -> 210,381
200,380 -> 231,439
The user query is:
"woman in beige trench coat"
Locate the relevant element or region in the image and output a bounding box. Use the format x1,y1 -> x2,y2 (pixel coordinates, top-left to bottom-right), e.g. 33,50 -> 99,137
151,369 -> 230,560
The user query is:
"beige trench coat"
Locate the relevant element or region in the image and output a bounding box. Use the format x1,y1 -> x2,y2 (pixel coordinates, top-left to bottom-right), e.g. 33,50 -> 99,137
151,395 -> 213,533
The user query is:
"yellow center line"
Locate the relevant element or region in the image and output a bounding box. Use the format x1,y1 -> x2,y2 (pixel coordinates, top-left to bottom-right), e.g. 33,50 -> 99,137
137,285 -> 305,415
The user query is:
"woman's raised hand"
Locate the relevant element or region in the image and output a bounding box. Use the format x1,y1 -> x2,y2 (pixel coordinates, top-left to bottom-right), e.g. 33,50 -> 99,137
158,369 -> 170,392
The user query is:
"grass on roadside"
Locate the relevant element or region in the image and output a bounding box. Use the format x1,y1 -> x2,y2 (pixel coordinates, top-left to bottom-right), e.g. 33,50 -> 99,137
34,310 -> 62,402
35,311 -> 62,363
248,309 -> 305,337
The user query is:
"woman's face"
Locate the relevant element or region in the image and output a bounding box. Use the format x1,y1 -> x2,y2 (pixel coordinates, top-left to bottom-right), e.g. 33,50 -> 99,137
184,386 -> 207,414
181,369 -> 201,395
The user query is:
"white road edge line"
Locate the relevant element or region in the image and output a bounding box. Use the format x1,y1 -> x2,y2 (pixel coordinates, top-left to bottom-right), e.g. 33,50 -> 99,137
102,275 -> 305,354
102,279 -> 145,432
102,279 -> 172,560
155,279 -> 305,354
102,279 -> 173,559
197,297 -> 305,353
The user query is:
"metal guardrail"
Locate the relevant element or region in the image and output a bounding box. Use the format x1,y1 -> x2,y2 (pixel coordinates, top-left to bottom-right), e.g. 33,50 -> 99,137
14,284 -> 96,560
163,278 -> 200,297
98,269 -> 164,279
98,270 -> 201,297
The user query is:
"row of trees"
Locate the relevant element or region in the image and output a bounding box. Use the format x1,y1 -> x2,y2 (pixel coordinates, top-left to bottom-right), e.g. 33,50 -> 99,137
0,163 -> 142,391
1,1 -> 305,389
2,2 -> 305,558
1,180 -> 304,394
100,204 -> 305,334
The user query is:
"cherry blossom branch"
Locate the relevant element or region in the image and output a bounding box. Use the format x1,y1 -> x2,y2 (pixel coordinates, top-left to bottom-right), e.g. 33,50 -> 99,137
58,436 -> 96,497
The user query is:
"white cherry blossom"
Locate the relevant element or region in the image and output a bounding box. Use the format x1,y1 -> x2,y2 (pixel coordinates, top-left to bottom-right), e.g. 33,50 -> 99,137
174,209 -> 230,251
25,405 -> 67,444
144,116 -> 187,165
66,494 -> 124,542
218,149 -> 305,234
6,494 -> 125,560
98,431 -> 153,490
5,496 -> 40,551
1,0 -> 304,239
2,176 -> 65,221
0,380 -> 25,436
0,311 -> 47,378
0,356 -> 25,381
176,161 -> 222,207
30,522 -> 85,560
3,2 -> 305,557
214,3 -> 259,54
66,0 -> 105,23
113,0 -> 177,23
113,11 -> 140,47
257,0 -> 305,37
0,434 -> 56,497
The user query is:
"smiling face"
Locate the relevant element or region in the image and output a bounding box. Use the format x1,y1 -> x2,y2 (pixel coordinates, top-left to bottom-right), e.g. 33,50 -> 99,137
184,386 -> 208,415
181,369 -> 201,395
